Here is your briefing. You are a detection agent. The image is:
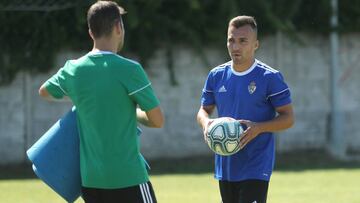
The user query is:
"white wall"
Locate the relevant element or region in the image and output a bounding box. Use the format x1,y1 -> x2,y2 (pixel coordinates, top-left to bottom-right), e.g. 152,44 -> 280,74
1,34 -> 359,164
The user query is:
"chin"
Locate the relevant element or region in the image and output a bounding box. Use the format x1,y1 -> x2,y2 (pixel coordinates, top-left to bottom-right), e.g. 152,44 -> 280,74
232,58 -> 242,65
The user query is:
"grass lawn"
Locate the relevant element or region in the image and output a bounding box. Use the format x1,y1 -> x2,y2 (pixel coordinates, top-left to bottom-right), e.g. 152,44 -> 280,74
1,151 -> 360,203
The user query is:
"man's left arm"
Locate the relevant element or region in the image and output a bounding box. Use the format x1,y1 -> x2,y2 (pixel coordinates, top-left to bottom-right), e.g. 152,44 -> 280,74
136,107 -> 164,128
239,104 -> 294,148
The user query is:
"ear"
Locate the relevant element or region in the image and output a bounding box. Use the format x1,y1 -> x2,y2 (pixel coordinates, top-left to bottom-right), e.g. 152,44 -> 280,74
88,29 -> 95,40
254,40 -> 259,50
114,21 -> 123,35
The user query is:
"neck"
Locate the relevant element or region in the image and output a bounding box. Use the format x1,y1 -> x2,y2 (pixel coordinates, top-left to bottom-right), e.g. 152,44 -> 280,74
232,58 -> 255,72
92,37 -> 119,53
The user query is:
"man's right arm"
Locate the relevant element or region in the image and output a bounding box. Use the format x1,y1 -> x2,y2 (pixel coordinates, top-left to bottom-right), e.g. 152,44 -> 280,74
137,107 -> 164,128
197,105 -> 215,141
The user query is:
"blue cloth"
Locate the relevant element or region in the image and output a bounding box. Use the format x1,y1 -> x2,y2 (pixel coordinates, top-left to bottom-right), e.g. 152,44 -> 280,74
27,107 -> 149,203
201,59 -> 292,181
27,107 -> 81,203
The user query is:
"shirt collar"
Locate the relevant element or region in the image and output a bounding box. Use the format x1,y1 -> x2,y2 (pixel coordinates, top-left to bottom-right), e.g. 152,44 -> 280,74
230,59 -> 258,76
87,50 -> 115,56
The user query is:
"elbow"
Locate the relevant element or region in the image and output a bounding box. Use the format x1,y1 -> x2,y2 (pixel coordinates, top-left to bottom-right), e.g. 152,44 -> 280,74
287,115 -> 295,129
152,123 -> 163,128
152,117 -> 164,128
38,86 -> 48,98
151,107 -> 165,128
144,107 -> 164,128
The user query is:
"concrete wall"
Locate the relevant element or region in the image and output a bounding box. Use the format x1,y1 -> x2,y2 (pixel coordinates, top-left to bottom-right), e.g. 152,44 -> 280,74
1,34 -> 359,164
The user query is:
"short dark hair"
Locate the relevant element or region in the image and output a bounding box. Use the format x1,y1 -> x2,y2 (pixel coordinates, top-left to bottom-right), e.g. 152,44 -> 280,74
229,16 -> 257,35
87,1 -> 126,39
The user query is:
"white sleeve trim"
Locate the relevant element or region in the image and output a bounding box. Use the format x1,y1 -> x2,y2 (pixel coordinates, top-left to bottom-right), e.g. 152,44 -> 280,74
203,89 -> 213,93
266,88 -> 289,100
129,83 -> 151,96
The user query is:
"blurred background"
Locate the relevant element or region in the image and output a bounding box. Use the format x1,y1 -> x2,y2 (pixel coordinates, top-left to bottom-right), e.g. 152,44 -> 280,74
0,0 -> 360,202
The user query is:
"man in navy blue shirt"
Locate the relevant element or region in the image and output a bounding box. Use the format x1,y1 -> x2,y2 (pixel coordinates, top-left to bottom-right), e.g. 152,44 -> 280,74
197,16 -> 294,203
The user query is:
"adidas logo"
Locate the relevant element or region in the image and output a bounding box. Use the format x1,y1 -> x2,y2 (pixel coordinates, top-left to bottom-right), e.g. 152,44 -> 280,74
218,85 -> 227,92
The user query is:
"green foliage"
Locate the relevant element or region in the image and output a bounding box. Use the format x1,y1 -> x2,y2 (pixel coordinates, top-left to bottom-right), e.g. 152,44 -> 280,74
0,0 -> 91,84
0,0 -> 359,84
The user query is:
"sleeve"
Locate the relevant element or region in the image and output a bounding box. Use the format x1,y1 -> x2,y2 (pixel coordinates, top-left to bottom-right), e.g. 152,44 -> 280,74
126,64 -> 160,111
44,64 -> 69,99
266,72 -> 292,108
200,71 -> 216,106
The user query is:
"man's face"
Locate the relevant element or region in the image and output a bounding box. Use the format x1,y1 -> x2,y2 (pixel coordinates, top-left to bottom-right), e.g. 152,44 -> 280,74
227,25 -> 258,66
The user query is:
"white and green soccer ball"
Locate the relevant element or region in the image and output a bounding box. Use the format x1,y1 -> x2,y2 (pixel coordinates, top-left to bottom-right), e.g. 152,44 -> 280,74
206,118 -> 244,156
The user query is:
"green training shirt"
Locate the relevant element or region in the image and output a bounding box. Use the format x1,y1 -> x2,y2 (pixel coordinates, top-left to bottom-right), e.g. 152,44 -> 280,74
45,51 -> 160,189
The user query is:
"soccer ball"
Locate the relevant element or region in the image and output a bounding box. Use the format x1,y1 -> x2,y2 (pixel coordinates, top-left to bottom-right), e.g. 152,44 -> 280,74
206,118 -> 244,156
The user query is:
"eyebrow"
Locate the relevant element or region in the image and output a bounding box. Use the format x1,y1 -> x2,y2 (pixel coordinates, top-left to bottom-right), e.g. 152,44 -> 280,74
228,36 -> 249,40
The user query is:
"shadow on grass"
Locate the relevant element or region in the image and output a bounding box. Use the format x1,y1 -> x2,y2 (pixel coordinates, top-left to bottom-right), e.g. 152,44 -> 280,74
0,164 -> 36,180
275,150 -> 360,171
149,150 -> 360,175
148,156 -> 214,175
1,150 -> 360,180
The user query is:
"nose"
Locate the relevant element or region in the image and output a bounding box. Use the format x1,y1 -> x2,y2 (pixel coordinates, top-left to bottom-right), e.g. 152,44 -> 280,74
232,43 -> 240,51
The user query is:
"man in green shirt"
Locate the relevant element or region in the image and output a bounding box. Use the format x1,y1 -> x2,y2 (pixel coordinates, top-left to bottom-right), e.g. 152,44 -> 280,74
39,1 -> 164,202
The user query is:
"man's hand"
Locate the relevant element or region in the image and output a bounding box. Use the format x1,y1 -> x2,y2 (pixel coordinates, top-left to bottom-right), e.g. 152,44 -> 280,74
238,120 -> 262,149
203,119 -> 214,143
197,105 -> 215,143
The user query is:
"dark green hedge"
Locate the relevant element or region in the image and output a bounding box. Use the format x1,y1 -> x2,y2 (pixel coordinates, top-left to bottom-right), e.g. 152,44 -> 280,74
0,0 -> 359,84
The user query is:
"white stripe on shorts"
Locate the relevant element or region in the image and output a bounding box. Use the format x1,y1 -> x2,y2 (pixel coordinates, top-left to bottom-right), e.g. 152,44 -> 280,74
145,183 -> 153,203
140,184 -> 148,203
140,183 -> 153,203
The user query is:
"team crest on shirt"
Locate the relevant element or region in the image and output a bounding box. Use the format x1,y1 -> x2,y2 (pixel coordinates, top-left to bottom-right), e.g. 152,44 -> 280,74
248,81 -> 256,94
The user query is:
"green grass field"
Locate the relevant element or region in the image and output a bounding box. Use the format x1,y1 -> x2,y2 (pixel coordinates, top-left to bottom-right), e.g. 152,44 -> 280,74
1,151 -> 360,203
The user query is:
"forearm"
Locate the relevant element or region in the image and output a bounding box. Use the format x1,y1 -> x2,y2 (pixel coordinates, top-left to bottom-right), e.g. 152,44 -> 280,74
238,104 -> 294,148
136,107 -> 164,128
254,104 -> 294,134
256,112 -> 294,133
197,106 -> 214,130
197,110 -> 209,130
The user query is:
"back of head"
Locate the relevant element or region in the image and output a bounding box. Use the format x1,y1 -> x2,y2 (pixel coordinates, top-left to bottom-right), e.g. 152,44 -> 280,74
87,1 -> 126,39
229,16 -> 258,36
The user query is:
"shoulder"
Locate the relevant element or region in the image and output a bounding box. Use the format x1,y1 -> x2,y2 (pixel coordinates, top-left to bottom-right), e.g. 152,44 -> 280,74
82,52 -> 142,68
116,55 -> 140,66
61,54 -> 96,70
254,59 -> 285,80
106,54 -> 142,69
99,54 -> 144,75
255,60 -> 279,75
209,61 -> 231,75
64,55 -> 86,68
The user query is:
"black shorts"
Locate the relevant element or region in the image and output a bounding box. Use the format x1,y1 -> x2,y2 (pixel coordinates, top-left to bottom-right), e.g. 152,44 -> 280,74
219,179 -> 269,203
81,181 -> 157,203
